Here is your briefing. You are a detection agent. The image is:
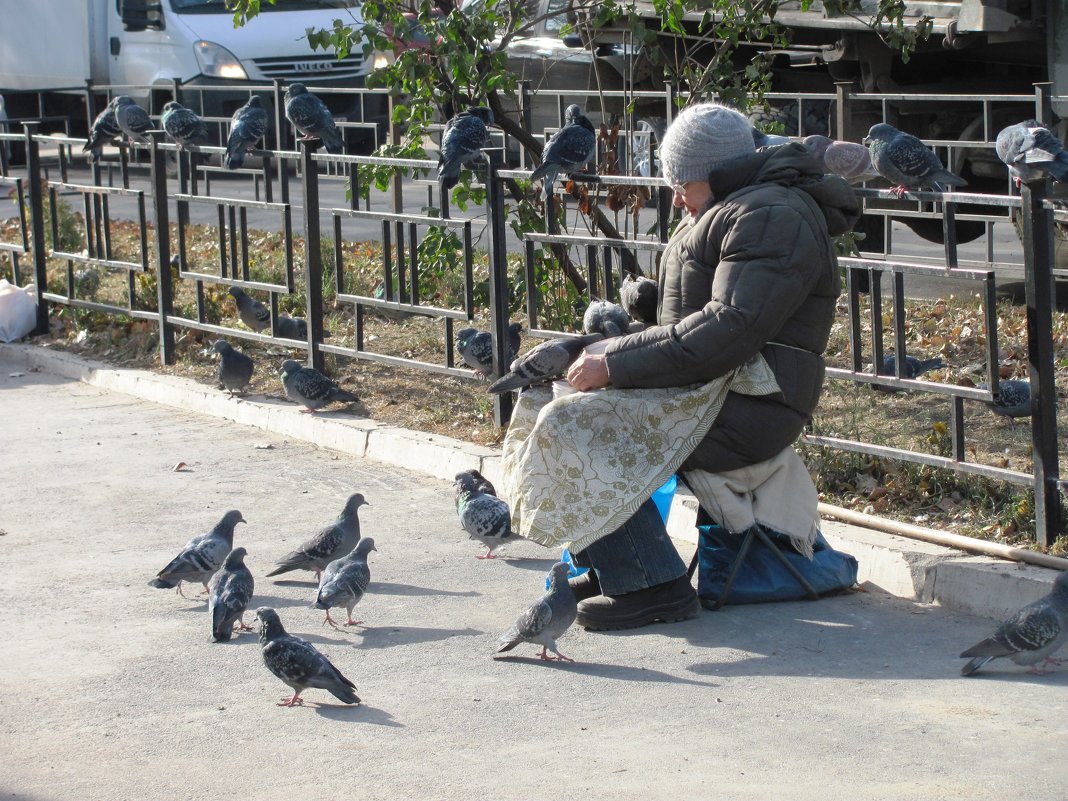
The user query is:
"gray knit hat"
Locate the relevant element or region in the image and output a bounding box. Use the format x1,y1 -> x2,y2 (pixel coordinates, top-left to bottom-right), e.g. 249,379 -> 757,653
658,104 -> 756,186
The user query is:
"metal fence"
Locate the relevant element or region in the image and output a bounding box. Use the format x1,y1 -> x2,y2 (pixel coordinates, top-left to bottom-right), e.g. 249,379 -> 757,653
0,80 -> 1064,544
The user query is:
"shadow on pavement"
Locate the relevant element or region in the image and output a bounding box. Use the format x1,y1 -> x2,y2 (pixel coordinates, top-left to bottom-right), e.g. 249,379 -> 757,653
303,625 -> 484,649
372,580 -> 480,598
493,654 -> 718,687
314,703 -> 404,726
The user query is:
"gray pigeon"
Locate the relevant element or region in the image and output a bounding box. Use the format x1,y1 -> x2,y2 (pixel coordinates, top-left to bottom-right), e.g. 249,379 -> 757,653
314,537 -> 376,628
284,83 -> 343,155
529,104 -> 597,200
488,333 -> 604,394
455,468 -> 496,502
113,96 -> 152,145
266,493 -> 368,580
620,274 -> 658,325
208,547 -> 255,642
82,103 -> 122,164
454,470 -> 512,559
495,562 -> 578,661
582,299 -> 631,338
228,286 -> 270,332
872,354 -> 943,393
960,570 -> 1068,675
212,339 -> 254,397
438,107 -> 494,191
751,127 -> 792,149
161,101 -> 209,150
73,268 -> 101,297
802,134 -> 879,183
995,120 -> 1068,186
225,95 -> 268,170
863,122 -> 967,197
256,607 -> 360,707
984,379 -> 1031,429
456,322 -> 522,379
280,359 -> 359,412
276,314 -> 308,340
149,510 -> 246,598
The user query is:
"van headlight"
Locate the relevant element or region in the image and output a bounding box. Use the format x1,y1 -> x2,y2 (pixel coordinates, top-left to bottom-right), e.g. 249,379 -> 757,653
194,41 -> 248,80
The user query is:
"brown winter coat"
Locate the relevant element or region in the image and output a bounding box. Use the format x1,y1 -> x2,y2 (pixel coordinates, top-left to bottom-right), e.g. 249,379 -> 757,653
604,143 -> 860,472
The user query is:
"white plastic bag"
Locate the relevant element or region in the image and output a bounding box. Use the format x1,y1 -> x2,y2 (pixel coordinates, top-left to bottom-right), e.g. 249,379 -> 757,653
0,279 -> 37,342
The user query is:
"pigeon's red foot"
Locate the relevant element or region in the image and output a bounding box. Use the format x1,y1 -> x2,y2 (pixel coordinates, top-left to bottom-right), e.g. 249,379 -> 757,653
539,647 -> 574,662
889,186 -> 909,198
1027,664 -> 1052,675
300,408 -> 315,414
277,694 -> 305,707
476,552 -> 499,560
234,620 -> 253,632
322,611 -> 341,629
344,618 -> 364,627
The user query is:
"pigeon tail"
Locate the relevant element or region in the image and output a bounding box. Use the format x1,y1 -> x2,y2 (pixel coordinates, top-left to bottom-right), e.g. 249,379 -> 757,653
326,683 -> 361,705
915,357 -> 943,374
265,560 -> 304,578
960,655 -> 994,676
1049,157 -> 1068,183
149,577 -> 177,590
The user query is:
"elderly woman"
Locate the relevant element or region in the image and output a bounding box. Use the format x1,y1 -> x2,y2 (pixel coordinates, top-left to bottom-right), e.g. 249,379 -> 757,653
564,103 -> 860,630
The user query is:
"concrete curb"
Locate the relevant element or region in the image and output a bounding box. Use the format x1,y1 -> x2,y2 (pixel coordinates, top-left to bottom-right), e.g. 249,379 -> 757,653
3,341 -> 1060,622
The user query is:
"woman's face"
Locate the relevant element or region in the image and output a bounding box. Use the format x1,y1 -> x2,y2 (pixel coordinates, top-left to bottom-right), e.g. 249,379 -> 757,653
671,180 -> 713,219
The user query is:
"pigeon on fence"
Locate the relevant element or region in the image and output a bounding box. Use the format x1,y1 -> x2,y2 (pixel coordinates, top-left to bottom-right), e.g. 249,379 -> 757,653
113,96 -> 153,145
995,120 -> 1068,186
530,104 -> 596,200
208,547 -> 255,642
456,322 -> 522,379
802,134 -> 879,183
960,570 -> 1068,675
495,562 -> 578,661
83,103 -> 122,163
225,95 -> 268,170
620,274 -> 658,325
872,354 -> 943,393
488,333 -> 604,394
438,106 -> 494,191
149,510 -> 246,598
315,537 -> 376,628
212,339 -> 254,397
267,493 -> 368,581
280,359 -> 358,412
983,379 -> 1031,429
284,83 -> 343,155
161,101 -> 209,150
256,607 -> 361,707
863,122 -> 967,197
455,470 -> 512,559
582,299 -> 631,339
228,286 -> 270,332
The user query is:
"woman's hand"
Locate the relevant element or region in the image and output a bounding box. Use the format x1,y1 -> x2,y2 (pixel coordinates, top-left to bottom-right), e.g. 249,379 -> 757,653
566,339 -> 612,391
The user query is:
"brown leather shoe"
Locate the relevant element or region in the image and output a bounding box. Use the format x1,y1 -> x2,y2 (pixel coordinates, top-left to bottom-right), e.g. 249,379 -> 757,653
576,575 -> 699,631
568,571 -> 601,602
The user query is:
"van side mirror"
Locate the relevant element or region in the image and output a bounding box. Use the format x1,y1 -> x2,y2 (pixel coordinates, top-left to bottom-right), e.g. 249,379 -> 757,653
121,0 -> 165,32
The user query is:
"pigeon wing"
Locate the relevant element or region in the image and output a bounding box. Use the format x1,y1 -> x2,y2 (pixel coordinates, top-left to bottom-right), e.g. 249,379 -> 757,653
496,598 -> 553,652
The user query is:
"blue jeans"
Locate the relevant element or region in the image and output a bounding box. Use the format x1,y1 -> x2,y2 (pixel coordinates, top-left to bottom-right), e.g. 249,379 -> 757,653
570,498 -> 687,596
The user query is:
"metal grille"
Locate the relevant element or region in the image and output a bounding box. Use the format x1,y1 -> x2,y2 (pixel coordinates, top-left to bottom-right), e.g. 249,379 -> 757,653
251,54 -> 366,82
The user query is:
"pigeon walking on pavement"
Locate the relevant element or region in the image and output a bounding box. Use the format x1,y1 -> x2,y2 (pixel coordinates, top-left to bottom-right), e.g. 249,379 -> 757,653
620,274 -> 658,326
488,333 -> 604,394
161,101 -> 209,150
212,339 -> 254,397
495,562 -> 578,661
872,354 -> 943,393
455,468 -> 496,502
438,106 -> 494,191
863,123 -> 967,197
228,286 -> 271,332
208,547 -> 255,642
113,96 -> 153,145
225,95 -> 268,170
149,510 -> 246,598
280,359 -> 358,412
582,299 -> 631,339
529,104 -> 597,200
284,83 -> 343,155
256,607 -> 361,707
995,120 -> 1068,186
456,322 -> 522,379
266,493 -> 368,581
455,470 -> 513,559
83,102 -> 122,164
960,571 -> 1068,675
315,538 -> 377,629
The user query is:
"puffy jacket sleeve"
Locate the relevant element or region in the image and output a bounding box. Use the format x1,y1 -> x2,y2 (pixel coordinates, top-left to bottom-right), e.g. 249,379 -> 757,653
604,197 -> 825,388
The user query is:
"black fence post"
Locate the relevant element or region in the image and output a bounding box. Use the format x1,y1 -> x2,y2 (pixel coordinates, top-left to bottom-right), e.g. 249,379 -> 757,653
149,131 -> 176,364
300,139 -> 325,373
484,150 -> 513,426
23,123 -> 49,335
1019,179 -> 1061,546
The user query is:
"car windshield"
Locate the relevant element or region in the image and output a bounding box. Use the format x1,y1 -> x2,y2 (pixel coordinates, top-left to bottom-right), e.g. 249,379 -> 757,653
170,0 -> 357,12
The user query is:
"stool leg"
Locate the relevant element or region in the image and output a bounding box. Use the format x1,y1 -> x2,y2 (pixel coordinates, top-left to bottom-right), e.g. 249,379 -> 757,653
711,529 -> 756,610
753,527 -> 820,600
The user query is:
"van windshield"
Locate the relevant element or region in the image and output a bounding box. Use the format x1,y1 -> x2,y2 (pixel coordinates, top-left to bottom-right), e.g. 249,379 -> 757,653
171,0 -> 358,12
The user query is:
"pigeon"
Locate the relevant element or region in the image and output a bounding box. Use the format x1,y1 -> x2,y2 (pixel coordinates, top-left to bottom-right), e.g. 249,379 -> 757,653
73,268 -> 101,297
228,286 -> 270,332
256,607 -> 360,707
266,492 -> 368,580
438,106 -> 494,191
802,134 -> 879,183
212,339 -> 254,397
960,570 -> 1068,676
495,562 -> 578,661
454,470 -> 512,559
208,547 -> 255,642
275,314 -> 308,340
863,122 -> 967,197
995,120 -> 1068,186
456,322 -> 522,379
284,83 -> 343,155
751,127 -> 792,149
149,510 -> 246,598
112,96 -> 153,145
983,379 -> 1031,429
161,101 -> 209,150
280,359 -> 359,412
488,333 -> 604,394
582,299 -> 631,338
82,102 -> 122,164
529,104 -> 597,200
620,274 -> 658,325
454,468 -> 496,501
872,354 -> 943,393
314,537 -> 376,628
225,95 -> 268,170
